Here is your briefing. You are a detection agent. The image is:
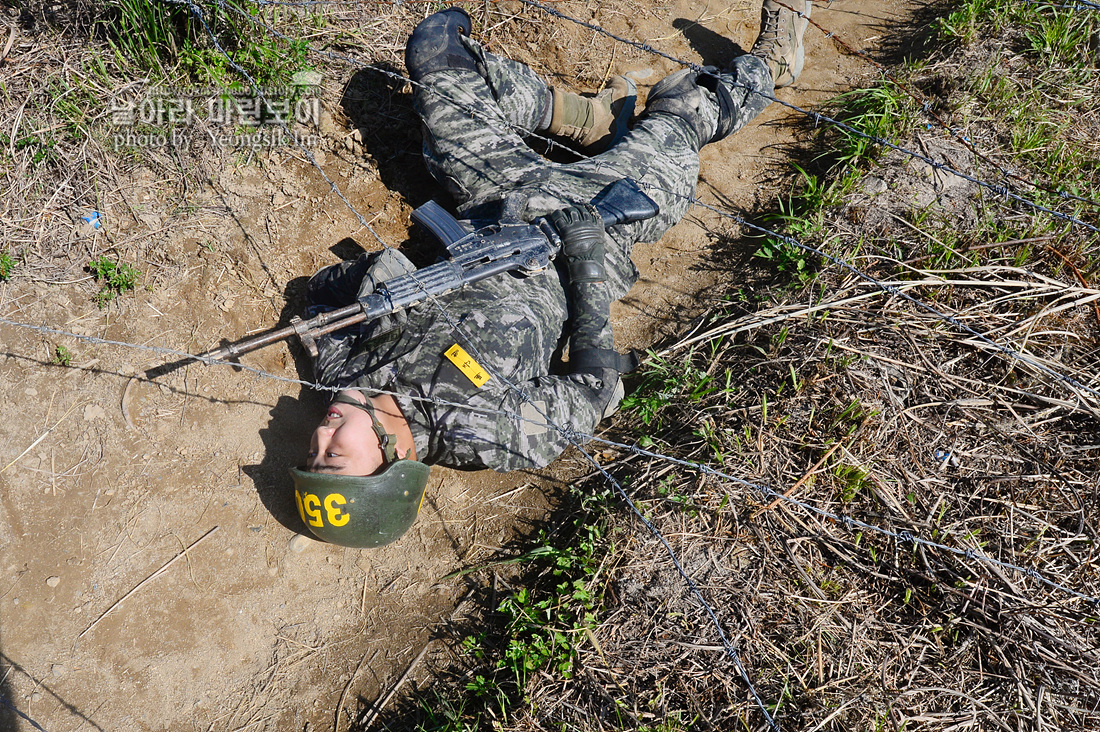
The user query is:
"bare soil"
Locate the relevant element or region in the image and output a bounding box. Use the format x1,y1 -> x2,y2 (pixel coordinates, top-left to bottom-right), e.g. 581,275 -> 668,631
0,2 -> 924,730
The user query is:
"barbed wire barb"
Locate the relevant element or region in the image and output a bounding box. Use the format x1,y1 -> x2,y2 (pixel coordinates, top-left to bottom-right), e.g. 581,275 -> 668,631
5,2 -> 1098,725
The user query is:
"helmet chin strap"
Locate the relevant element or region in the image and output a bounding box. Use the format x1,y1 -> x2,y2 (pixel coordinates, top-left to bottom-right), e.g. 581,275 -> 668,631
330,393 -> 401,464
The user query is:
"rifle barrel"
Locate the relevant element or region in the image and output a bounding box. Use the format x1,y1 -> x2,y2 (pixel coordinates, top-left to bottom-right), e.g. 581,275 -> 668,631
195,303 -> 364,362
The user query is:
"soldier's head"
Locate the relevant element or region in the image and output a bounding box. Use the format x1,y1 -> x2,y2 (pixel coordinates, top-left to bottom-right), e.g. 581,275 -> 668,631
289,392 -> 430,548
307,394 -> 388,475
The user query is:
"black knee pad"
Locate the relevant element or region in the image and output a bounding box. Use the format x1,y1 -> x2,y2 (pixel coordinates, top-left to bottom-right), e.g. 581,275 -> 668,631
644,66 -> 737,149
696,70 -> 739,143
405,8 -> 479,82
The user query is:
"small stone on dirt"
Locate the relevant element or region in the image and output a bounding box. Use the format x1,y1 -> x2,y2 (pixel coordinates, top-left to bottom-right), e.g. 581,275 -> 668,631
30,692 -> 42,703
289,534 -> 314,553
318,110 -> 337,136
83,404 -> 106,422
51,664 -> 68,678
862,176 -> 888,195
46,575 -> 60,588
25,388 -> 37,396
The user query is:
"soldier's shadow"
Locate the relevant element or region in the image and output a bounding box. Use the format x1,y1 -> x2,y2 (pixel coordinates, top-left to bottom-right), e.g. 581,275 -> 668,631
340,64 -> 439,211
672,17 -> 747,66
242,392 -> 324,535
240,275 -> 327,535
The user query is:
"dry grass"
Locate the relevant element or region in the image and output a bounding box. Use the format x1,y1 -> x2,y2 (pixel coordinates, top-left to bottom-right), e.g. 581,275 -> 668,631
3,2 -> 1098,731
394,7 -> 1100,731
468,260 -> 1100,730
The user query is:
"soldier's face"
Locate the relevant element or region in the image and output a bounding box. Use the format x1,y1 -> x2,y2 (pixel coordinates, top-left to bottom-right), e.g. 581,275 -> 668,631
307,399 -> 385,476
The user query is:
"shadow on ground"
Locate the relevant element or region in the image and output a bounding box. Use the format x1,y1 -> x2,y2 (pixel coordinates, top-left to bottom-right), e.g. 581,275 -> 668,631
0,648 -> 103,732
345,468 -> 589,732
673,16 -> 747,67
340,65 -> 438,211
241,275 -> 327,535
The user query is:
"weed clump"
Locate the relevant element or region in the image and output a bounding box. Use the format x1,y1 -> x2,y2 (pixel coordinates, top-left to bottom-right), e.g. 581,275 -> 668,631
87,256 -> 141,308
51,345 -> 73,367
0,253 -> 15,281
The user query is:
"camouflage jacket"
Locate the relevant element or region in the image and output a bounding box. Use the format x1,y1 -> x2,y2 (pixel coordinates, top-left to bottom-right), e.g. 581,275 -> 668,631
306,248 -> 615,472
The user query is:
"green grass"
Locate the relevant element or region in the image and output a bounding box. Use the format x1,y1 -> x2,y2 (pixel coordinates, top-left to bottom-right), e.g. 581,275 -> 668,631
750,78 -> 924,282
87,256 -> 141,308
0,252 -> 15,281
619,349 -> 730,430
418,491 -> 620,731
752,0 -> 1100,282
939,0 -> 1100,233
52,345 -> 73,367
830,82 -> 919,171
98,0 -> 312,89
939,0 -> 1098,73
0,132 -> 58,167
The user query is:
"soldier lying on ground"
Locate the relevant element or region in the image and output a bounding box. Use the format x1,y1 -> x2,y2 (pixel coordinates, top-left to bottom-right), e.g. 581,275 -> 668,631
289,1 -> 812,547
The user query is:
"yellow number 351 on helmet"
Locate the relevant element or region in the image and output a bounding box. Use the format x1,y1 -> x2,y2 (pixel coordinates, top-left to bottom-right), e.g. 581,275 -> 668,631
289,460 -> 431,548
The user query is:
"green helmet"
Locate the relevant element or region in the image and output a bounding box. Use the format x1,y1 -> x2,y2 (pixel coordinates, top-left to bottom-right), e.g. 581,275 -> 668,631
289,460 -> 431,548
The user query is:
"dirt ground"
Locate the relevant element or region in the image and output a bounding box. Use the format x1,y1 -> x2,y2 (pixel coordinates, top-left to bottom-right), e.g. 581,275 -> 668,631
0,1 -> 921,730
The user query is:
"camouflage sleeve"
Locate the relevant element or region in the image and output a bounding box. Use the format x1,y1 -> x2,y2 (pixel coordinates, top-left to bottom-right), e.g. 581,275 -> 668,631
433,371 -> 610,472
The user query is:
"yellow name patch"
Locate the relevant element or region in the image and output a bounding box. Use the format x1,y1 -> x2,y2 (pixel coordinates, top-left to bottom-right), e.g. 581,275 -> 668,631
444,343 -> 490,388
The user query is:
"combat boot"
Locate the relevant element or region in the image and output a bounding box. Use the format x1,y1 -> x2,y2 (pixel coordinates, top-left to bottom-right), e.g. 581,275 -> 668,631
547,76 -> 637,153
751,0 -> 811,88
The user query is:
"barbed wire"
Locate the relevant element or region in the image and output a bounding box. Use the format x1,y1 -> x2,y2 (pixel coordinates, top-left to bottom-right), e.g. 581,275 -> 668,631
231,0 -> 1100,240
170,0 -> 1100,546
1019,0 -> 1100,11
3,308 -> 1097,612
41,0 -> 1093,594
164,0 -> 391,250
517,0 -> 1100,236
650,186 -> 1100,406
9,1 -> 1098,726
772,0 -> 1100,212
209,0 -> 584,157
84,0 -> 1100,609
596,438 -> 1100,608
215,0 -> 1100,410
187,3 -> 783,721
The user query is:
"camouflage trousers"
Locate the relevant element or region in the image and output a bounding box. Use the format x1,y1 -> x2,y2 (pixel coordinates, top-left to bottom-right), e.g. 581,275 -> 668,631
412,35 -> 774,253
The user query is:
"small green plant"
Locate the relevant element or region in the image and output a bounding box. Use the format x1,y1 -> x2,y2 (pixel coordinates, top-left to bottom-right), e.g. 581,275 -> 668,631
834,462 -> 872,503
52,345 -> 73,367
0,133 -> 57,166
620,351 -> 723,427
0,252 -> 15,281
755,235 -> 812,280
87,256 -> 141,307
422,494 -> 611,730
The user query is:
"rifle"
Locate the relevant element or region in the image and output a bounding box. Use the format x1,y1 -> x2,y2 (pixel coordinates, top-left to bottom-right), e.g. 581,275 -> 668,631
194,178 -> 658,362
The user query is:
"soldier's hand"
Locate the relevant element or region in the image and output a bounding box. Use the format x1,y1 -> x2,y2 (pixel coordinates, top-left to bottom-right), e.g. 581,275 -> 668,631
550,204 -> 606,283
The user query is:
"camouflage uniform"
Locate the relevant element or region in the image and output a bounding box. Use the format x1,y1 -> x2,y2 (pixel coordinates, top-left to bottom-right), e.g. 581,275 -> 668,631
305,32 -> 773,472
